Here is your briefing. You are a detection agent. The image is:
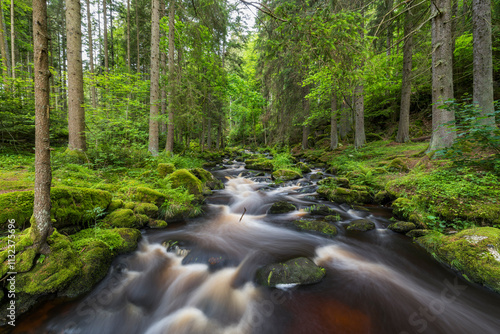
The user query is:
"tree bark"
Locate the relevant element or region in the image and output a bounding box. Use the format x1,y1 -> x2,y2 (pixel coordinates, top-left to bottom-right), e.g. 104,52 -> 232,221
473,0 -> 495,127
339,98 -> 349,140
165,0 -> 175,153
0,0 -> 11,77
396,6 -> 414,143
103,0 -> 108,72
148,0 -> 160,155
135,0 -> 140,73
330,94 -> 338,150
66,0 -> 86,151
32,0 -> 52,253
160,0 -> 167,134
10,0 -> 14,78
86,0 -> 97,109
127,0 -> 130,72
354,84 -> 366,148
428,0 -> 455,151
302,87 -> 309,150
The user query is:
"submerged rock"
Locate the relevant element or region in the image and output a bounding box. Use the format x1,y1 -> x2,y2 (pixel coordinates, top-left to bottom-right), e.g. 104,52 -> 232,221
307,204 -> 333,216
417,227 -> 500,293
269,201 -> 297,214
255,257 -> 326,287
406,229 -> 432,238
296,162 -> 311,173
272,169 -> 302,182
318,186 -> 372,205
388,221 -> 416,234
347,219 -> 375,232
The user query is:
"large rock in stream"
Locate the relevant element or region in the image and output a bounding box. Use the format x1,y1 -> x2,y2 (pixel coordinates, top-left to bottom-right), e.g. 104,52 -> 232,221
255,257 -> 326,287
269,201 -> 297,214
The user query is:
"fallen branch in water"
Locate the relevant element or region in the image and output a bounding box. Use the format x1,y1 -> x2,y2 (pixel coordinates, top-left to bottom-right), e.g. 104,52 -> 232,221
239,208 -> 247,222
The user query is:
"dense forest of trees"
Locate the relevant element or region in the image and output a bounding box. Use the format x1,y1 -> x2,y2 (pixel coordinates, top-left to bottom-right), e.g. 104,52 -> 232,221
1,0 -> 499,155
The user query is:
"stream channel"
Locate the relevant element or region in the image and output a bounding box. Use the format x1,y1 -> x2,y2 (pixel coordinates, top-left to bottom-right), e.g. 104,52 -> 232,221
14,159 -> 500,333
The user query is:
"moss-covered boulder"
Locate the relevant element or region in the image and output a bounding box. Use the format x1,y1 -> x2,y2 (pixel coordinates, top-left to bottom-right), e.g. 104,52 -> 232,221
62,148 -> 87,164
418,228 -> 500,293
296,162 -> 311,173
294,220 -> 338,237
309,172 -> 324,180
158,163 -> 176,177
148,219 -> 168,228
269,201 -> 297,214
104,208 -> 138,228
245,158 -> 273,171
134,202 -> 159,218
388,221 -> 416,234
374,190 -> 393,205
189,168 -> 224,190
347,219 -> 376,232
406,229 -> 432,238
391,197 -> 413,220
166,169 -> 203,196
318,186 -> 372,205
272,169 -> 302,182
132,187 -> 166,207
0,187 -> 113,231
255,257 -> 326,287
387,158 -> 409,172
108,199 -> 124,212
307,204 -> 334,216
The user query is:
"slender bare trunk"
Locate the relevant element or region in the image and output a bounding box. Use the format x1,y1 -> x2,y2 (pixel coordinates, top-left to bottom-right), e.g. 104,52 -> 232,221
160,0 -> 167,134
165,0 -> 175,152
429,0 -> 455,151
135,0 -> 140,73
340,98 -> 349,140
127,0 -> 130,72
330,94 -> 338,150
103,0 -> 108,72
10,0 -> 15,78
66,0 -> 86,151
0,0 -> 11,77
396,6 -> 414,143
32,0 -> 52,253
148,0 -> 160,155
473,0 -> 495,127
86,0 -> 97,109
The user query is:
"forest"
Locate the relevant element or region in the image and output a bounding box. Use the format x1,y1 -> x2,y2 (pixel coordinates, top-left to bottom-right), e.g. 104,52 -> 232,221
0,0 -> 500,332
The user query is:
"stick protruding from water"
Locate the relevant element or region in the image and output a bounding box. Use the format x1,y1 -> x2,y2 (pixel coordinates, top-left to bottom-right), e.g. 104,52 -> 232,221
239,207 -> 247,222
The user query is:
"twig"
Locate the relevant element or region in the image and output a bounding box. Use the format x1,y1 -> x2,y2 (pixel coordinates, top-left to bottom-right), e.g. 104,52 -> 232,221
239,207 -> 247,222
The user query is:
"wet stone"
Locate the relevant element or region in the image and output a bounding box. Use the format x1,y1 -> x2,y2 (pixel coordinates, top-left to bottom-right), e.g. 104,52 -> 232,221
255,257 -> 326,287
347,219 -> 376,232
269,201 -> 297,214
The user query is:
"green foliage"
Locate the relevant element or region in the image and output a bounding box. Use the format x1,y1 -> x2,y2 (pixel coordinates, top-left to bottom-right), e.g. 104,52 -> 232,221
436,100 -> 500,173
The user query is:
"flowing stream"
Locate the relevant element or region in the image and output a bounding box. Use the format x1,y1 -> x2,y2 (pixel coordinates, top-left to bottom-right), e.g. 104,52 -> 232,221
14,160 -> 500,333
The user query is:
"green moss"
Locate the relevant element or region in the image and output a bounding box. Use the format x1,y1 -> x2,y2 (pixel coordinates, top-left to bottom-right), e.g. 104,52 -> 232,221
347,219 -> 376,232
0,187 -> 113,231
189,168 -> 224,190
294,220 -> 338,237
158,163 -> 176,177
272,169 -> 302,182
295,162 -> 311,173
135,214 -> 150,227
71,227 -> 141,254
165,169 -> 203,196
124,202 -> 136,210
245,158 -> 273,171
391,197 -> 413,220
418,227 -> 500,293
16,230 -> 81,295
62,148 -> 88,164
134,203 -> 158,218
108,199 -> 124,212
318,186 -> 372,205
104,209 -> 138,228
149,219 -> 168,228
63,239 -> 113,297
388,221 -> 416,234
269,201 -> 297,214
387,158 -> 409,172
132,187 -> 166,207
255,257 -> 326,287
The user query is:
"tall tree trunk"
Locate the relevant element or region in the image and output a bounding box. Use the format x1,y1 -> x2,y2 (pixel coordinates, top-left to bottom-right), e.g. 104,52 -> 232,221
165,0 -> 175,152
302,87 -> 309,150
330,94 -> 338,150
103,0 -> 108,72
354,84 -> 366,148
66,0 -> 86,151
339,98 -> 349,140
0,0 -> 11,77
127,0 -> 130,72
86,0 -> 97,109
32,0 -> 52,253
207,116 -> 212,150
135,0 -> 140,73
429,0 -> 455,151
10,0 -> 14,78
396,6 -> 414,143
148,0 -> 160,155
473,0 -> 495,127
110,1 -> 114,68
160,0 -> 167,134
216,118 -> 221,150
